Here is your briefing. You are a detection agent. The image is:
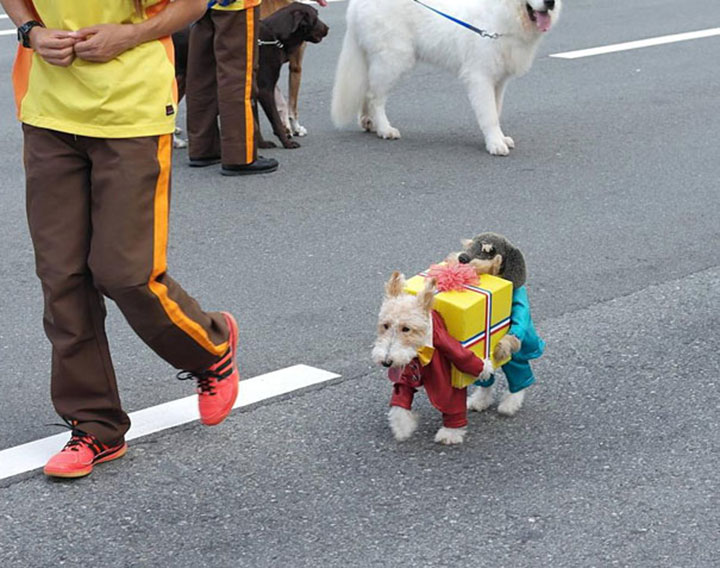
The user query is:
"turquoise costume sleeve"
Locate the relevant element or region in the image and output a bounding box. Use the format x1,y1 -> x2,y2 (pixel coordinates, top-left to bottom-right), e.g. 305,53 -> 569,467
508,286 -> 531,342
508,286 -> 544,361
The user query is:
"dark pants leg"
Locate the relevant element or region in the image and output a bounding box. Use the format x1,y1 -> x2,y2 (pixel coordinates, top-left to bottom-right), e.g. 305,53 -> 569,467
24,126 -> 229,444
186,7 -> 259,165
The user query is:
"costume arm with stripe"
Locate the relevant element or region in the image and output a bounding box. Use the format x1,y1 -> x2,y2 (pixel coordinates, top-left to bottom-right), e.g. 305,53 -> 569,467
431,312 -> 485,376
74,0 -> 207,64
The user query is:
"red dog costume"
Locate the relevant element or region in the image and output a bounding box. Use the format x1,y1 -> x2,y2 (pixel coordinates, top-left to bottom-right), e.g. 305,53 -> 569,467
389,310 -> 487,429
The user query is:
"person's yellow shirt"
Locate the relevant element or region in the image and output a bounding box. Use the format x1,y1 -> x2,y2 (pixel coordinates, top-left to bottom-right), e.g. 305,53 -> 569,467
212,0 -> 262,11
13,0 -> 177,138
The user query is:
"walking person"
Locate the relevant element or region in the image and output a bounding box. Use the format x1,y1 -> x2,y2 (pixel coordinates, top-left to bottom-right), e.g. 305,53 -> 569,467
4,0 -> 241,478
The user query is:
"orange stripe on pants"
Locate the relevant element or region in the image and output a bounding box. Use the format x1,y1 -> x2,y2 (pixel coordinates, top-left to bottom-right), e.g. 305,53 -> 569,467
244,8 -> 256,164
148,135 -> 228,357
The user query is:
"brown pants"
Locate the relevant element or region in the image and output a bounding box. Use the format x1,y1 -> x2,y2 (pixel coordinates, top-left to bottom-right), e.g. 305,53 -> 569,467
186,7 -> 260,166
23,125 -> 230,445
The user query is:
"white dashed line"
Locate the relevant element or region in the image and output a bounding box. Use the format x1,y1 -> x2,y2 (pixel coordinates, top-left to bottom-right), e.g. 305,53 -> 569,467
0,364 -> 340,482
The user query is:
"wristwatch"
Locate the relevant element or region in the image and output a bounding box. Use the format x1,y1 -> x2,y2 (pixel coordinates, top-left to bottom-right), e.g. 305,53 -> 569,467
17,20 -> 44,49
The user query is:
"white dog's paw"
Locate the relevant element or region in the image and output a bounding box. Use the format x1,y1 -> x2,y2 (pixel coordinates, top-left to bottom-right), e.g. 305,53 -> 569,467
388,406 -> 418,441
486,137 -> 510,156
497,391 -> 525,416
360,115 -> 375,132
434,427 -> 466,445
173,134 -> 187,149
468,387 -> 493,412
504,136 -> 515,149
291,121 -> 307,137
377,126 -> 401,140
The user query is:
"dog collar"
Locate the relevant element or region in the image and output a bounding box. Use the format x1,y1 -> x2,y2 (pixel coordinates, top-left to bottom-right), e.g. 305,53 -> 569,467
258,39 -> 284,49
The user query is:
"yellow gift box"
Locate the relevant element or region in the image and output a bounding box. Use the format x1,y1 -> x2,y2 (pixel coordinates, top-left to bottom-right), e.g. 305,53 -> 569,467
405,270 -> 513,388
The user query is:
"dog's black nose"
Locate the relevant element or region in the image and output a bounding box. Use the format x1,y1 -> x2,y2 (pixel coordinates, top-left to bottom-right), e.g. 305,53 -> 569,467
382,360 -> 393,368
544,0 -> 555,10
458,253 -> 471,264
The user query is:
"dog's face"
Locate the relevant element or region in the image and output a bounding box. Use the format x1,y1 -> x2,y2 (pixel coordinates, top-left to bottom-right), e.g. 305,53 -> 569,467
372,272 -> 435,368
522,0 -> 562,33
293,5 -> 329,44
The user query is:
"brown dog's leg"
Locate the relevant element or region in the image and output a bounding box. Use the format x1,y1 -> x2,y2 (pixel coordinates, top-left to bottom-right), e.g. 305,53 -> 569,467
288,43 -> 306,136
258,88 -> 300,149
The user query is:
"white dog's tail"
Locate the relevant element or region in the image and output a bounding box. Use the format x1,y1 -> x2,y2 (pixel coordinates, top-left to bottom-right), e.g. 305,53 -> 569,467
331,26 -> 367,128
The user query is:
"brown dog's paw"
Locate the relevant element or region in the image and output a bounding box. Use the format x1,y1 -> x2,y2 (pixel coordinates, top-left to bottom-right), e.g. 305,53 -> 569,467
259,140 -> 277,149
494,335 -> 521,362
283,140 -> 301,149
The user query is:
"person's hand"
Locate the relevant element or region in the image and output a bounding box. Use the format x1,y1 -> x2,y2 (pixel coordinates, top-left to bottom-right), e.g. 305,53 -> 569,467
73,24 -> 139,63
28,27 -> 79,67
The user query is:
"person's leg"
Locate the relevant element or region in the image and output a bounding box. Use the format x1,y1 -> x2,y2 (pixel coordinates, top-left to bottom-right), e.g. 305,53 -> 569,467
23,125 -> 130,445
186,10 -> 221,163
213,7 -> 277,175
86,135 -> 229,372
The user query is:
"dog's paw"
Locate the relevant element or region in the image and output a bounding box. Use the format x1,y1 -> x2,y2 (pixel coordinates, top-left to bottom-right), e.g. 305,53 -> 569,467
468,387 -> 493,412
360,115 -> 375,132
173,135 -> 188,150
388,406 -> 418,441
283,140 -> 301,149
504,136 -> 515,149
497,391 -> 525,416
292,124 -> 308,137
377,127 -> 401,140
486,137 -> 510,156
434,427 -> 466,445
259,140 -> 277,149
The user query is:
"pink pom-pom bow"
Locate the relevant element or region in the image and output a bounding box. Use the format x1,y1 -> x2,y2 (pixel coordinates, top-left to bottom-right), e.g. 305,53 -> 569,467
426,262 -> 478,292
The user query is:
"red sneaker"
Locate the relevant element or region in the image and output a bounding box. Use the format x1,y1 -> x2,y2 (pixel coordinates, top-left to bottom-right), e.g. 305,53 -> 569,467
43,430 -> 127,479
178,312 -> 240,426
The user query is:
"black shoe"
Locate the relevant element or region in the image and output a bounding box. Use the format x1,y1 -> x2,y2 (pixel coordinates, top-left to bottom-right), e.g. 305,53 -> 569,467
189,157 -> 221,167
221,156 -> 279,176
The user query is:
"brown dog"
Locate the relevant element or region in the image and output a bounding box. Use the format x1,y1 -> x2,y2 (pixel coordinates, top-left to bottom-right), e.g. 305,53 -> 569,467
256,3 -> 329,148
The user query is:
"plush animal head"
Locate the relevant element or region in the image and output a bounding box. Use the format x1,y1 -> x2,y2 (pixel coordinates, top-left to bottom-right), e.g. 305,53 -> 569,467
522,0 -> 562,33
267,4 -> 329,44
372,272 -> 435,368
457,232 -> 527,288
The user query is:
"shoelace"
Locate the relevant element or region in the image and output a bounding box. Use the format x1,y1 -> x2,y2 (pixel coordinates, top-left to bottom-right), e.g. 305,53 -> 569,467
176,369 -> 224,395
63,430 -> 104,455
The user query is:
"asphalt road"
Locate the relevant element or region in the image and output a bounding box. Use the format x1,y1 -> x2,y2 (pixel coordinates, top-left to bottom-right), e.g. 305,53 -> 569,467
1,0 -> 719,566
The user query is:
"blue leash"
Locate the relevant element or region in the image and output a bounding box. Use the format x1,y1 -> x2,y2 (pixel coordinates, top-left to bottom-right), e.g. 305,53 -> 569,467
207,0 -> 236,7
411,0 -> 502,40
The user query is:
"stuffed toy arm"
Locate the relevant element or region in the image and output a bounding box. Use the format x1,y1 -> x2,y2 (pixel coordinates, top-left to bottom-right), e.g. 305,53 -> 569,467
477,358 -> 494,381
507,286 -> 532,343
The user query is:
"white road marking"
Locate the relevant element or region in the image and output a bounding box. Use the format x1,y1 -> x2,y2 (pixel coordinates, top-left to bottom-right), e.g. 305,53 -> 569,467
0,364 -> 340,482
0,30 -> 15,36
551,27 -> 720,59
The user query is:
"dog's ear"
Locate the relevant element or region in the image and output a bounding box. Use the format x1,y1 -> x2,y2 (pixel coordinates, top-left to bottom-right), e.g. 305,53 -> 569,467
417,277 -> 436,313
291,6 -> 316,35
461,238 -> 473,250
501,246 -> 527,288
385,271 -> 405,298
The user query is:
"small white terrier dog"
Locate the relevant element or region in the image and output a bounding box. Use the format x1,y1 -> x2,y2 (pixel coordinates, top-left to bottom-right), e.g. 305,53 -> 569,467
372,272 -> 494,445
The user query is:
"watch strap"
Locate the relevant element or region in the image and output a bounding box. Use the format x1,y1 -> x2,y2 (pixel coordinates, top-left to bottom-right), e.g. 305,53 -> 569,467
18,20 -> 44,49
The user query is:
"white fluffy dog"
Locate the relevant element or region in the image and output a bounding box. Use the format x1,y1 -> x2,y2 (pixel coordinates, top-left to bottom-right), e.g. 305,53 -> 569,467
331,0 -> 562,155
